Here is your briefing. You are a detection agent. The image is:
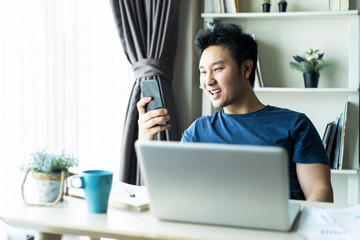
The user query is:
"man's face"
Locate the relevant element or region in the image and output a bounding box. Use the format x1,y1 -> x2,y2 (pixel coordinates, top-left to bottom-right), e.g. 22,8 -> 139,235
199,45 -> 249,111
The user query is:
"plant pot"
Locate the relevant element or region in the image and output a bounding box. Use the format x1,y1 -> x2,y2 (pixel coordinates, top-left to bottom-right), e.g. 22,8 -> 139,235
32,172 -> 71,202
278,2 -> 287,12
262,3 -> 271,12
303,72 -> 320,88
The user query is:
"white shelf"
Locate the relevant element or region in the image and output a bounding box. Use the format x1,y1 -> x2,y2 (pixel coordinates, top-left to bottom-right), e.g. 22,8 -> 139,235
201,10 -> 359,20
331,169 -> 358,175
254,87 -> 359,93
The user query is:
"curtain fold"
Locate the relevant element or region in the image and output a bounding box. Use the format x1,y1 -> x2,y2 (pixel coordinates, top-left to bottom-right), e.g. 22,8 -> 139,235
109,0 -> 181,185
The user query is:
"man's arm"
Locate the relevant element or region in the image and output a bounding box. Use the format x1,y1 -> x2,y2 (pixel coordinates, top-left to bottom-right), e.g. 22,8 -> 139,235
296,163 -> 334,202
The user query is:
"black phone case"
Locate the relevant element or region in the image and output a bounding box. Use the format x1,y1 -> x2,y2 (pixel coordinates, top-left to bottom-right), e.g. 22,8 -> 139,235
140,79 -> 166,125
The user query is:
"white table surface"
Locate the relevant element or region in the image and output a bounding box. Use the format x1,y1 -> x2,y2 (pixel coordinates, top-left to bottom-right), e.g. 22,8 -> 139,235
0,195 -> 345,240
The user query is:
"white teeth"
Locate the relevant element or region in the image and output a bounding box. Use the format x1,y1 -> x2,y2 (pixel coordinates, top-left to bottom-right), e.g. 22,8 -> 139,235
210,89 -> 221,94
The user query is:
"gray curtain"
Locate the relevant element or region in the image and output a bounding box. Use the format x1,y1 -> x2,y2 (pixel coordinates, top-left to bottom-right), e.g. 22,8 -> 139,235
109,0 -> 181,185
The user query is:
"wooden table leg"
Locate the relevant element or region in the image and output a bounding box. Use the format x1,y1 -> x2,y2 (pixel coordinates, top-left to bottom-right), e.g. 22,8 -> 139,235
35,232 -> 62,240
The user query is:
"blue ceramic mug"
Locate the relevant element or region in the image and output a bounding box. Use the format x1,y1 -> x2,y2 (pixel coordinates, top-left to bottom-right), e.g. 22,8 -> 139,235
70,170 -> 113,213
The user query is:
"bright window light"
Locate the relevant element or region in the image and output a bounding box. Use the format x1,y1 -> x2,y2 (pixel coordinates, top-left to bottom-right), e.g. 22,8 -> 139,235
0,0 -> 134,197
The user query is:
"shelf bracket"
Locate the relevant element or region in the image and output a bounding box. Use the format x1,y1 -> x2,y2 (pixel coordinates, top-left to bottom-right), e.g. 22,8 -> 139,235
203,18 -> 214,30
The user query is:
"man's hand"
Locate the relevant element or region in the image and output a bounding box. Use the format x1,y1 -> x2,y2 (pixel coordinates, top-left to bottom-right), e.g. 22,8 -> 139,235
137,97 -> 171,140
296,163 -> 334,202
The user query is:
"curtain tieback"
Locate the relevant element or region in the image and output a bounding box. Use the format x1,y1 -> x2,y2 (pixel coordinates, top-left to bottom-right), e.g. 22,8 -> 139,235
132,59 -> 173,83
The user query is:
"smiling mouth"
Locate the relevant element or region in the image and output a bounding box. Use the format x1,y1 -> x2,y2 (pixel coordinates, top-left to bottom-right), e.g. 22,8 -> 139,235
209,89 -> 221,95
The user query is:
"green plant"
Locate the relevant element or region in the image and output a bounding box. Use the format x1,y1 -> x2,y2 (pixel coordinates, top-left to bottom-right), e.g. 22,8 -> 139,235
290,48 -> 331,73
263,0 -> 271,4
23,149 -> 78,174
278,0 -> 287,3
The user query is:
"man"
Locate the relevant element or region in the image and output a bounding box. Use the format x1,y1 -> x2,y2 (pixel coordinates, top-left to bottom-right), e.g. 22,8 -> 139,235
137,23 -> 333,202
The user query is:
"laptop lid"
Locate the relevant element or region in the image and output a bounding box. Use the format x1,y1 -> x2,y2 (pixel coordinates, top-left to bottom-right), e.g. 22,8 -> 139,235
135,141 -> 300,231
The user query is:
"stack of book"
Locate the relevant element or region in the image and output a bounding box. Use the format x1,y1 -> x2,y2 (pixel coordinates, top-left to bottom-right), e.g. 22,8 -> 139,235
322,101 -> 349,170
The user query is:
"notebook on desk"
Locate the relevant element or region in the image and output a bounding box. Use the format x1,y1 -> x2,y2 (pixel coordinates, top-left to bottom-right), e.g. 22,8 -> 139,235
135,141 -> 301,231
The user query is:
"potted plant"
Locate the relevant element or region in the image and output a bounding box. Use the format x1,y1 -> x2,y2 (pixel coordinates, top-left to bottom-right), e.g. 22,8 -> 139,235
290,48 -> 331,88
262,0 -> 271,12
278,0 -> 287,12
22,149 -> 78,204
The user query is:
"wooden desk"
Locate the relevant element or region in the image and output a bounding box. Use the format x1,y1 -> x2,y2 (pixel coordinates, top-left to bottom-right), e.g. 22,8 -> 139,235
0,196 -> 344,240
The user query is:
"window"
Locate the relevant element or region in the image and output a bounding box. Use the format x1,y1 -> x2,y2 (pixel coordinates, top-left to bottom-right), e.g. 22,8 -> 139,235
0,0 -> 134,196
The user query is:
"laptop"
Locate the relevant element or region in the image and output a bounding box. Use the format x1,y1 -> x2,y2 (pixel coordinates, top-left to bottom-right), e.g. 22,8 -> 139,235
135,140 -> 301,231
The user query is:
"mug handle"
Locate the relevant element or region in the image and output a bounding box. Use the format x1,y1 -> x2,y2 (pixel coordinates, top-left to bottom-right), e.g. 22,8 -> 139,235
69,175 -> 84,189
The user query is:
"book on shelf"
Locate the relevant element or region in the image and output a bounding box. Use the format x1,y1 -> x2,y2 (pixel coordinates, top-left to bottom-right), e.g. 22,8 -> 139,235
340,0 -> 349,10
211,0 -> 240,13
322,121 -> 334,149
67,181 -> 149,211
337,101 -> 349,170
235,0 -> 240,12
329,0 -> 349,11
224,0 -> 238,13
322,120 -> 337,154
323,118 -> 339,168
219,0 -> 224,13
322,101 -> 349,170
332,112 -> 344,169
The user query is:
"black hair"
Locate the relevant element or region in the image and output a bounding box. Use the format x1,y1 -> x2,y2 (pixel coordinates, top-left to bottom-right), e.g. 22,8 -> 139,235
194,23 -> 258,87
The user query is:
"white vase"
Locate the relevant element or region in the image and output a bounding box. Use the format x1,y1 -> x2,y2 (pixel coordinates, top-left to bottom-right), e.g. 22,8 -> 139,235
36,179 -> 61,202
32,172 -> 69,203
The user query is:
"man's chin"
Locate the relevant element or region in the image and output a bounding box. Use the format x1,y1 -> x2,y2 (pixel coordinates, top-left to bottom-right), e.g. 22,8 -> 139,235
211,101 -> 223,110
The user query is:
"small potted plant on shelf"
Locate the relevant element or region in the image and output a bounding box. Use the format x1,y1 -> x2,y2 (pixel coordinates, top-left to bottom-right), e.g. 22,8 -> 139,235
278,0 -> 287,12
290,48 -> 331,88
22,149 -> 78,205
262,0 -> 271,12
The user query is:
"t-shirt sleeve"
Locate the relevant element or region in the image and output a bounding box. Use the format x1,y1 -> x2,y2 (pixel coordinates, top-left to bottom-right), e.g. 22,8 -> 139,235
292,114 -> 330,165
180,120 -> 196,142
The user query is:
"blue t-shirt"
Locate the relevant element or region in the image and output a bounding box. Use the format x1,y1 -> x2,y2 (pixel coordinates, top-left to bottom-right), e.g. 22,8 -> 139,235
181,105 -> 329,200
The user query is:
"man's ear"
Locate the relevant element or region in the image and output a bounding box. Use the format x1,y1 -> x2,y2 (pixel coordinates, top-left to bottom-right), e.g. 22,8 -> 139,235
241,59 -> 254,79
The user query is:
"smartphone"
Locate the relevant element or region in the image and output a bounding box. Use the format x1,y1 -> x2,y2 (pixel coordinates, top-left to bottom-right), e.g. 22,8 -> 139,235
140,79 -> 167,125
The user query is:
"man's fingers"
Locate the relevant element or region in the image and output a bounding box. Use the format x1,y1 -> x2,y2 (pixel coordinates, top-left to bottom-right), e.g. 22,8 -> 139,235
144,124 -> 172,137
137,97 -> 152,114
138,112 -> 170,128
141,108 -> 168,120
136,97 -> 171,140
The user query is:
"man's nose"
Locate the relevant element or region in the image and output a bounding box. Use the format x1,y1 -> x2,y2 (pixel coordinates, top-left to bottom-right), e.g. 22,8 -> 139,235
204,72 -> 215,86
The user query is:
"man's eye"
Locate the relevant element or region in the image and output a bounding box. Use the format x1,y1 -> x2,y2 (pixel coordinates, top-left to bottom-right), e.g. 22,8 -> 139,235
214,67 -> 223,71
